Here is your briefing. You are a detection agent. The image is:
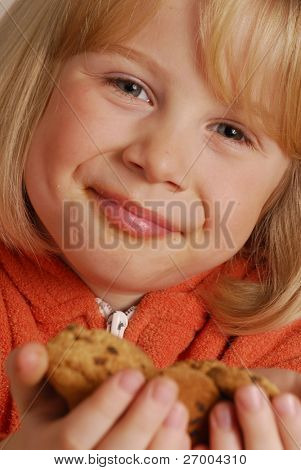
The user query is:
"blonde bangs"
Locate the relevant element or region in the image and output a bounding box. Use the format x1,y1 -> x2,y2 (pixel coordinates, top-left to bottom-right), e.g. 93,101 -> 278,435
198,0 -> 301,158
54,0 -> 163,60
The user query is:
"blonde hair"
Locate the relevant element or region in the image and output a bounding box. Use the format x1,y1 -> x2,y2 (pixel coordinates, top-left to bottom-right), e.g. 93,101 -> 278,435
0,0 -> 300,334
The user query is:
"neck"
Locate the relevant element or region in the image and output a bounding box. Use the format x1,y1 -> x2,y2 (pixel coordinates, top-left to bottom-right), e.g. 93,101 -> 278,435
57,253 -> 145,311
88,284 -> 145,311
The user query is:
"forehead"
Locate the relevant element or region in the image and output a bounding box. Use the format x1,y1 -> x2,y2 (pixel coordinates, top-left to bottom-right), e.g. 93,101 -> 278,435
115,0 -> 201,72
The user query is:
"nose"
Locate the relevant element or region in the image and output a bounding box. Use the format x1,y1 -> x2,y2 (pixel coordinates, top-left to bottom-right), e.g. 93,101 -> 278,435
121,120 -> 197,192
121,117 -> 206,233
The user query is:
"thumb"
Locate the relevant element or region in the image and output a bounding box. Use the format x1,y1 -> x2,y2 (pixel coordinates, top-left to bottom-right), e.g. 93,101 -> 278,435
5,342 -> 49,415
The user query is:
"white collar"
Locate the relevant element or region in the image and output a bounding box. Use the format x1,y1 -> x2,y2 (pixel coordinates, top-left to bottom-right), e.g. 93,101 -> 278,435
95,297 -> 137,338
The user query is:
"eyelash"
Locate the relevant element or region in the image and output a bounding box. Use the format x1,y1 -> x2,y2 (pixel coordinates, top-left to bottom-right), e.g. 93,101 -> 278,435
104,76 -> 152,104
103,76 -> 256,150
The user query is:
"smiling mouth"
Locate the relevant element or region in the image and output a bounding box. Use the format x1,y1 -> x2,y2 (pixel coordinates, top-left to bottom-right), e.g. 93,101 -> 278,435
87,188 -> 182,239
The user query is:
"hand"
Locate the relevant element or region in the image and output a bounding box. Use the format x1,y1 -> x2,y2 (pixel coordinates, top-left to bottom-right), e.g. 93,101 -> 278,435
1,343 -> 191,450
194,368 -> 301,450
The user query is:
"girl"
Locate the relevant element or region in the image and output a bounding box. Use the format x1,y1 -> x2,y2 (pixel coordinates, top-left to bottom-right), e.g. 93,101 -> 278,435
0,0 -> 300,450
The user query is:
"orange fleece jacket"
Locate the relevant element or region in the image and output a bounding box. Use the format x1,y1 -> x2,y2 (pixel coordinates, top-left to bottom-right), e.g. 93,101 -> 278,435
0,241 -> 300,439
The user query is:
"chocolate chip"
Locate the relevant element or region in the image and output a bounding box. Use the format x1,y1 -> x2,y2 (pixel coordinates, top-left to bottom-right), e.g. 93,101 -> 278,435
206,367 -> 221,377
80,336 -> 93,343
93,357 -> 107,365
190,416 -> 204,425
196,401 -> 206,413
190,363 -> 199,370
107,346 -> 118,355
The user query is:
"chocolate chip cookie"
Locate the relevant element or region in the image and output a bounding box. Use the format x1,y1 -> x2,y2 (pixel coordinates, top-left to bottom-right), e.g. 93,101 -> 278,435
46,324 -> 156,409
46,324 -> 279,446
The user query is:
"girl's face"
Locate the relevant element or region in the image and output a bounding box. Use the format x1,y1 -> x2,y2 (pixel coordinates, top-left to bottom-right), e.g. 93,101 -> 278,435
24,0 -> 289,303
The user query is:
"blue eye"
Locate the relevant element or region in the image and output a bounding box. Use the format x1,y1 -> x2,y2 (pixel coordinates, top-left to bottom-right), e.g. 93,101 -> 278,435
104,77 -> 151,104
211,122 -> 255,150
103,77 -> 256,150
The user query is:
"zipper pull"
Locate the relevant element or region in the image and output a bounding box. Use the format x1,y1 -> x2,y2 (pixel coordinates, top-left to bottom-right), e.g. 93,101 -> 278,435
107,311 -> 129,338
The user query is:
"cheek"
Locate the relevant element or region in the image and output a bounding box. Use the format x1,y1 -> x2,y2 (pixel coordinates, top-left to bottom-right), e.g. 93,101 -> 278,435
205,180 -> 272,253
226,202 -> 260,250
24,84 -> 109,200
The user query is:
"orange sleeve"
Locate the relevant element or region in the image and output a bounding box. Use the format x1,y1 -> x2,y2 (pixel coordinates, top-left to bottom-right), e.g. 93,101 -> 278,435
0,268 -> 37,440
0,270 -> 15,440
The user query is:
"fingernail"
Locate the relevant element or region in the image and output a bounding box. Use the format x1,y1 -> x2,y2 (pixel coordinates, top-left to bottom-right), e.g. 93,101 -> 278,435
213,403 -> 233,430
152,378 -> 177,404
236,385 -> 264,412
164,402 -> 187,429
118,370 -> 145,394
273,394 -> 299,416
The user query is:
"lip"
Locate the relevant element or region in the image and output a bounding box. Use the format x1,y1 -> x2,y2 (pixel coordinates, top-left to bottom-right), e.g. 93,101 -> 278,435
88,186 -> 182,236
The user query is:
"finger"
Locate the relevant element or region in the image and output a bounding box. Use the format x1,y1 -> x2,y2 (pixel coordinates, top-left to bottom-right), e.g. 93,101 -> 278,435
235,384 -> 283,449
272,393 -> 301,449
148,401 -> 190,449
193,444 -> 209,450
56,369 -> 146,449
97,376 -> 179,449
209,401 -> 243,450
5,343 -> 49,415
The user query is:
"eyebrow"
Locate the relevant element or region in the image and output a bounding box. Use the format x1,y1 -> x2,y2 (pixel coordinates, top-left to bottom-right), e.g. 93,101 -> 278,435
101,44 -> 170,79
